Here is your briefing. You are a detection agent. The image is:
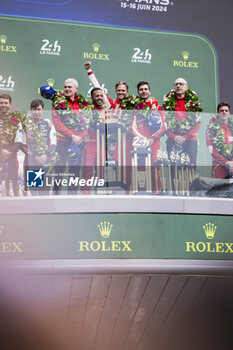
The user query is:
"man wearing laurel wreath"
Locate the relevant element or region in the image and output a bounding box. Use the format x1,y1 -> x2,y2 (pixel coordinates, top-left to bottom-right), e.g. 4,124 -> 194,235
131,81 -> 166,162
0,94 -> 13,162
206,102 -> 233,178
49,78 -> 94,194
52,78 -> 88,167
163,78 -> 202,168
0,94 -> 23,195
130,82 -> 166,193
16,99 -> 58,196
84,61 -> 132,109
84,62 -> 136,191
82,87 -> 109,193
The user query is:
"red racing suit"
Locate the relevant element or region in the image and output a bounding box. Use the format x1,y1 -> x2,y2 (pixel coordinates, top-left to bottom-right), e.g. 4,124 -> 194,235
52,96 -> 88,166
167,98 -> 200,142
86,69 -> 117,109
206,122 -> 233,178
166,97 -> 200,167
130,100 -> 166,192
52,96 -> 87,142
82,106 -> 122,191
130,99 -> 166,163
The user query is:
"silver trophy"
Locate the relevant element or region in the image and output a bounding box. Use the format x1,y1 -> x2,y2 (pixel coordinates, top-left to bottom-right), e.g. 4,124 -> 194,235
131,137 -> 152,194
96,119 -> 127,194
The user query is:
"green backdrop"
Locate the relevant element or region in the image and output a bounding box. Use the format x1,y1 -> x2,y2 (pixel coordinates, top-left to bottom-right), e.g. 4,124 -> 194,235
0,16 -> 218,112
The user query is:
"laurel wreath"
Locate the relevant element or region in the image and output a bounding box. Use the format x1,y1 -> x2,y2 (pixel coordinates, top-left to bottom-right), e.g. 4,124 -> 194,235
162,89 -> 202,134
0,110 -> 22,147
121,95 -> 153,113
0,111 -> 58,162
0,111 -> 47,154
24,117 -> 48,155
53,90 -> 93,131
24,117 -> 59,163
118,94 -> 156,131
163,88 -> 203,112
165,112 -> 201,135
119,94 -> 137,109
88,109 -> 106,126
207,115 -> 233,160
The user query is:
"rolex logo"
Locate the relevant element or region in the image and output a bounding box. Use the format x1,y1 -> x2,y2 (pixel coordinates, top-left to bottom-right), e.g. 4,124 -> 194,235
84,43 -> 109,61
173,51 -> 198,69
182,51 -> 189,60
47,78 -> 55,87
92,43 -> 100,52
98,221 -> 113,238
0,35 -> 7,44
0,35 -> 17,54
203,223 -> 217,240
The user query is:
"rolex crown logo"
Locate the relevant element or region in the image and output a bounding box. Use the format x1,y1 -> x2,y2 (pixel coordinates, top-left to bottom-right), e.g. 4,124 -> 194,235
203,223 -> 217,239
98,221 -> 113,238
182,51 -> 189,60
0,35 -> 7,44
47,78 -> 55,87
92,43 -> 100,52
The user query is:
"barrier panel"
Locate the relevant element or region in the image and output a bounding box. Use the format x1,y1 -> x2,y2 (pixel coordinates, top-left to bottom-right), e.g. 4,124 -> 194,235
0,211 -> 233,261
1,110 -> 233,197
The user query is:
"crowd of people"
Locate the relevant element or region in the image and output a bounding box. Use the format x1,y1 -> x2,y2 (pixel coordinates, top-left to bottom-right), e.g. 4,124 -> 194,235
0,61 -> 232,196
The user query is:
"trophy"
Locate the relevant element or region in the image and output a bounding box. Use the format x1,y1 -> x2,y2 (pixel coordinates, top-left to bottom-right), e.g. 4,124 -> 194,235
104,134 -> 118,182
153,150 -> 172,195
131,137 -> 152,194
169,143 -> 193,195
96,119 -> 127,194
152,148 -> 196,196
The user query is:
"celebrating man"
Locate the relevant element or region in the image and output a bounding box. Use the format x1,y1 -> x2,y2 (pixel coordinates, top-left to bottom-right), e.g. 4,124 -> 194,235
84,62 -> 134,190
0,94 -> 25,195
136,81 -> 160,110
82,88 -> 107,192
0,94 -> 13,162
131,81 -> 165,160
91,88 -> 105,110
163,78 -> 202,167
206,102 -> 233,178
52,78 -> 89,166
50,78 -> 92,193
84,61 -> 131,109
130,82 -> 166,193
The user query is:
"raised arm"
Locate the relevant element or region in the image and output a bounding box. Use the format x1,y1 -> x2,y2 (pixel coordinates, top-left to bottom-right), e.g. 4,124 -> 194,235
84,61 -> 111,107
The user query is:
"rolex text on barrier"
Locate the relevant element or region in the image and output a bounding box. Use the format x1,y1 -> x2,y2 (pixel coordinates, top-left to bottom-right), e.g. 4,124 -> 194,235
1,214 -> 233,260
79,221 -> 132,252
